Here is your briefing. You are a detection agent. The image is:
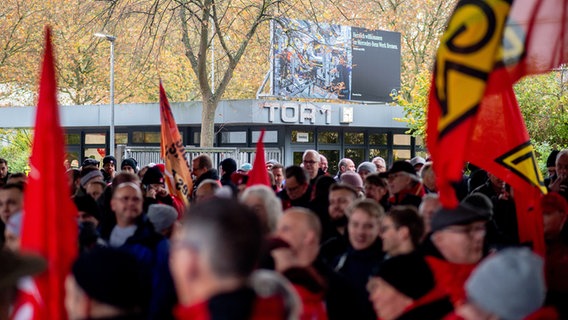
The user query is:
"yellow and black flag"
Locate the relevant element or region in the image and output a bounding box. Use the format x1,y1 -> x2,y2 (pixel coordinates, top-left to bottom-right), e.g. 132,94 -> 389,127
427,0 -> 568,255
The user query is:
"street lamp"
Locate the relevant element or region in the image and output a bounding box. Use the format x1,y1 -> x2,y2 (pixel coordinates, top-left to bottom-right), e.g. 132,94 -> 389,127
94,32 -> 116,157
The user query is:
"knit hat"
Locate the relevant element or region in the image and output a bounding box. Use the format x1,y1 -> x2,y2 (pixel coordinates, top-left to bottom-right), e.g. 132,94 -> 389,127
103,155 -> 117,166
6,211 -> 22,237
373,253 -> 435,300
465,248 -> 546,320
357,161 -> 377,174
121,158 -> 138,173
147,204 -> 178,233
431,203 -> 490,232
462,193 -> 494,217
387,161 -> 417,176
80,170 -> 104,188
340,171 -> 364,190
74,195 -> 101,221
220,158 -> 237,174
72,247 -> 147,309
546,150 -> 560,168
82,158 -> 100,167
142,166 -> 165,185
240,163 -> 253,172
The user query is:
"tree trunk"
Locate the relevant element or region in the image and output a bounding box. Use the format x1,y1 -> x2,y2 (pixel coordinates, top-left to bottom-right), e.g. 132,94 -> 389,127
200,98 -> 218,147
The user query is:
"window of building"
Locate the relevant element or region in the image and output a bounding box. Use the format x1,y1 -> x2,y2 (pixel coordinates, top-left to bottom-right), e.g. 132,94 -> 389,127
115,133 -> 128,145
291,130 -> 314,143
393,149 -> 411,161
393,134 -> 411,146
344,132 -> 364,145
318,131 -> 339,144
252,131 -> 278,143
65,134 -> 81,145
318,149 -> 339,173
133,131 -> 161,144
345,148 -> 365,166
221,131 -> 247,144
369,133 -> 388,146
85,133 -> 106,144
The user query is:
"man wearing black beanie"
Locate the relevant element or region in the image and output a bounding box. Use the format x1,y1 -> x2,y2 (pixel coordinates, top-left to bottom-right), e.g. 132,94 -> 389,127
65,247 -> 148,319
367,253 -> 453,320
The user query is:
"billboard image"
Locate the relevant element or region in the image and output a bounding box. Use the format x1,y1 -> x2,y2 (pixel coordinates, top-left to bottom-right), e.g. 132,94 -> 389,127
272,18 -> 401,103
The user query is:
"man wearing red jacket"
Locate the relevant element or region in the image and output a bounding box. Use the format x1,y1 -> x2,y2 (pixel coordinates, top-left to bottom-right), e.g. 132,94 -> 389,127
420,203 -> 490,306
170,199 -> 296,320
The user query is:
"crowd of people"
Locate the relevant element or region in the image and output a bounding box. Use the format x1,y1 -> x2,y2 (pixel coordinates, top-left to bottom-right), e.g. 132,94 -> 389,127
0,149 -> 567,320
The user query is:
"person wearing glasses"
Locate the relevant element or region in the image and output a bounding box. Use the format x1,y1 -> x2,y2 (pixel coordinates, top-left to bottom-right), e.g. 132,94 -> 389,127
420,202 -> 490,307
386,161 -> 425,209
302,150 -> 324,192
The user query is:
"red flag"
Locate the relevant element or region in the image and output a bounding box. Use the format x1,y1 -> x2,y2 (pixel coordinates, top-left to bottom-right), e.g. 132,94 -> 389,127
246,129 -> 271,188
20,27 -> 78,319
427,0 -> 568,255
160,82 -> 193,207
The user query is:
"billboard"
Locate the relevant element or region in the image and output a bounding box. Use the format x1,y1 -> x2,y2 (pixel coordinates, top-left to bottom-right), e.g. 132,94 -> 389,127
272,19 -> 401,103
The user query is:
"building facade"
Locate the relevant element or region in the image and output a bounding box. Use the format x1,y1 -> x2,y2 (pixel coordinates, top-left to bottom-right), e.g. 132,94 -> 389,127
0,99 -> 425,172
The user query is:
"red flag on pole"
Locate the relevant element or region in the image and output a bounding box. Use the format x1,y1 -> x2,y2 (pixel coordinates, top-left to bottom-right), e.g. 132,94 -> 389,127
159,81 -> 193,207
20,26 -> 78,319
246,129 -> 271,188
427,0 -> 568,255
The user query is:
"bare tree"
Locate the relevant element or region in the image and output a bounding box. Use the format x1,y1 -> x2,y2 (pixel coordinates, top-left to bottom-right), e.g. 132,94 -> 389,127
99,0 -> 281,146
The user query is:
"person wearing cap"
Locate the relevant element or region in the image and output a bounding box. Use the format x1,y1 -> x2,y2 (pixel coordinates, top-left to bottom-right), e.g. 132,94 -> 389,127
219,158 -> 238,197
65,247 -> 148,319
456,248 -> 548,320
121,158 -> 138,174
334,158 -> 355,182
82,157 -> 100,169
420,202 -> 490,306
368,253 -> 454,320
387,161 -> 425,209
265,159 -> 278,171
544,150 -> 560,187
238,163 -> 252,173
101,155 -> 117,183
357,161 -> 376,181
142,166 -> 183,216
539,192 -> 568,318
409,156 -> 426,173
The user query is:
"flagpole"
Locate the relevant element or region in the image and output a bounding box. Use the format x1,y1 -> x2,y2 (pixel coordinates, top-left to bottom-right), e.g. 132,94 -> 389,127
95,32 -> 117,156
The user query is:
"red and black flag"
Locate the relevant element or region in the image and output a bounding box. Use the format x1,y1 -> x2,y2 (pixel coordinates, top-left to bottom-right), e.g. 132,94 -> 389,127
427,0 -> 568,255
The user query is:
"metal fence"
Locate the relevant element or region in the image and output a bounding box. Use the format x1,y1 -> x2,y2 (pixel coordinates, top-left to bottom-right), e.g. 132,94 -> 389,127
116,145 -> 283,169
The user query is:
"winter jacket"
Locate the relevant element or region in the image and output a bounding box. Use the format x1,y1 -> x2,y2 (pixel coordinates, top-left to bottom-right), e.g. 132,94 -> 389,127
173,287 -> 287,320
